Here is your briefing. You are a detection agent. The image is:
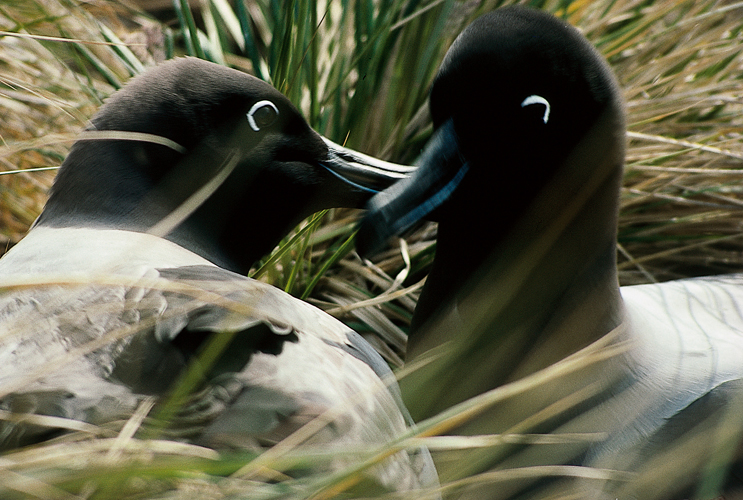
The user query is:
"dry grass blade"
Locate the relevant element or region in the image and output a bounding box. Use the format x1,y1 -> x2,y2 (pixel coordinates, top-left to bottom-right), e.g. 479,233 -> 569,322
1,0 -> 743,498
0,0 -> 163,250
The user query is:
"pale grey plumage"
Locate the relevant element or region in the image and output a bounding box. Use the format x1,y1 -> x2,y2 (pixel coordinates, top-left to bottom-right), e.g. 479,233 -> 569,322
0,227 -> 436,493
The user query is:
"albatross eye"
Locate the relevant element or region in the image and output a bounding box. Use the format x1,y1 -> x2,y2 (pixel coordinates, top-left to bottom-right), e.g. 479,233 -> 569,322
521,95 -> 551,124
247,100 -> 279,131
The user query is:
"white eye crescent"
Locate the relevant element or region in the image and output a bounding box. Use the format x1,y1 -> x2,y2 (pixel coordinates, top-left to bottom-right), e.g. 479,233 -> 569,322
521,95 -> 550,124
247,100 -> 279,131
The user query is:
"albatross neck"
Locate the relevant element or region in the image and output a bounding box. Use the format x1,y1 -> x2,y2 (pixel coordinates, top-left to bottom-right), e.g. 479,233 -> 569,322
407,113 -> 626,395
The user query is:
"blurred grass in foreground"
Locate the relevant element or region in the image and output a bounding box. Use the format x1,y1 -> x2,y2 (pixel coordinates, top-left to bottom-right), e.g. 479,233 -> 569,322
0,0 -> 742,498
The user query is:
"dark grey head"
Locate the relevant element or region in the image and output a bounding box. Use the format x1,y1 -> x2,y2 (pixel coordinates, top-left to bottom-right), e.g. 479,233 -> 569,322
37,58 -> 411,274
356,6 -> 625,333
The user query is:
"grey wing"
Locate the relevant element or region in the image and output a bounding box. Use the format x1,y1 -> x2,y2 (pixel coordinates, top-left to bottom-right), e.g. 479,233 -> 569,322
0,265 -> 297,449
0,278 -> 148,448
165,267 -> 440,492
0,265 -> 439,494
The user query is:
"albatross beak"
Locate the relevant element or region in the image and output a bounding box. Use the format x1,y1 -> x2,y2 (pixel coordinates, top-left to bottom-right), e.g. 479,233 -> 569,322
320,137 -> 417,194
355,120 -> 468,256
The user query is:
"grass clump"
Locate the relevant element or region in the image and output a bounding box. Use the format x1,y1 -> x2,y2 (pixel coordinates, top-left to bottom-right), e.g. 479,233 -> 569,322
0,0 -> 742,498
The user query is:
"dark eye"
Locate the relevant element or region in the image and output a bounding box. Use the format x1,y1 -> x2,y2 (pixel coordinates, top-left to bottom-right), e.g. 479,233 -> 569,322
247,100 -> 279,131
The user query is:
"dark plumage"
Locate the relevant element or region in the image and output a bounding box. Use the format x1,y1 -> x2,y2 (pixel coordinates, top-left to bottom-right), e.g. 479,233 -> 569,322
0,57 -> 436,495
38,57 -> 412,275
358,6 -> 743,499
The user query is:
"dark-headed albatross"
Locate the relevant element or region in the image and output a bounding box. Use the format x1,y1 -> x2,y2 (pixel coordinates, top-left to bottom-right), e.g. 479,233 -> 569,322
358,6 -> 743,499
0,57 -> 437,495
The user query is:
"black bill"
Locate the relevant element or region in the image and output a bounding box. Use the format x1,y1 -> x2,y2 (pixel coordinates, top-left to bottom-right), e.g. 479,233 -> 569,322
320,137 -> 416,194
356,120 -> 468,256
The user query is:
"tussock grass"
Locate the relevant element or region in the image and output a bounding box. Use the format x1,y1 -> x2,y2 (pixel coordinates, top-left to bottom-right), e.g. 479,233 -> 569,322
0,0 -> 742,498
0,0 -> 161,249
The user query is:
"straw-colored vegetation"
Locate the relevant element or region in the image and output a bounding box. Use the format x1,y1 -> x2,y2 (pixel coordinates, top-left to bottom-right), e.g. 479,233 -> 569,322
0,0 -> 742,498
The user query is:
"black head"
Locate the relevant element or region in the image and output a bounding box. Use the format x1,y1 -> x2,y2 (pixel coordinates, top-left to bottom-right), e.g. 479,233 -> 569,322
430,6 -> 620,175
356,6 -> 625,256
38,58 -> 411,274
